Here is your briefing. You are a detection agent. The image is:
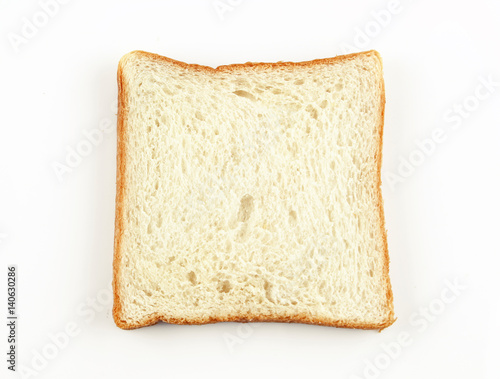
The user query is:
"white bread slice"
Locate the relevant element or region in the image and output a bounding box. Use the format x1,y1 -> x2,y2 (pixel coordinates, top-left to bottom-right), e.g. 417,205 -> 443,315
113,50 -> 395,330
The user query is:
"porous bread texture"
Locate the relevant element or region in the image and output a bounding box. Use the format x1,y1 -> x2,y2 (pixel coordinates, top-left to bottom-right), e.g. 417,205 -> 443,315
113,50 -> 395,330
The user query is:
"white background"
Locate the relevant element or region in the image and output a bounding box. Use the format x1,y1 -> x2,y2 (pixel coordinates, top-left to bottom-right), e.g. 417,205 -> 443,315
1,0 -> 499,378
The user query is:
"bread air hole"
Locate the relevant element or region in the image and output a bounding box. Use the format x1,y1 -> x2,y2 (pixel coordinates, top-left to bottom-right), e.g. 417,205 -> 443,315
195,111 -> 205,121
218,280 -> 232,293
162,85 -> 173,96
233,90 -> 256,101
264,280 -> 275,304
237,194 -> 254,223
305,104 -> 318,119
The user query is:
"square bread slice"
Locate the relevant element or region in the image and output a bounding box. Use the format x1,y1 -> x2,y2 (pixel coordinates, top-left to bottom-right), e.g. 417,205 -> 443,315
113,50 -> 395,330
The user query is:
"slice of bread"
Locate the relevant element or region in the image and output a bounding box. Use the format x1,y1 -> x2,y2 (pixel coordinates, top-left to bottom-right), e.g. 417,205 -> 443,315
113,50 -> 395,330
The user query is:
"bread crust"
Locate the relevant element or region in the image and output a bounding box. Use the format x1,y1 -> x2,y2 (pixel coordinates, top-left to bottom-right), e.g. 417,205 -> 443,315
113,50 -> 395,331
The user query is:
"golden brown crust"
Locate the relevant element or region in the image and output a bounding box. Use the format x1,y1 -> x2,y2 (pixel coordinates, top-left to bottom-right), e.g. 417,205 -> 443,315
112,58 -> 129,330
116,49 -> 380,73
112,50 -> 395,331
115,313 -> 395,331
371,51 -> 396,330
